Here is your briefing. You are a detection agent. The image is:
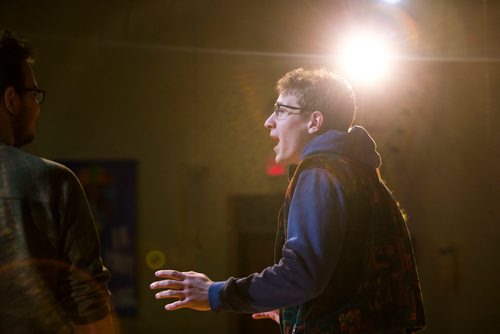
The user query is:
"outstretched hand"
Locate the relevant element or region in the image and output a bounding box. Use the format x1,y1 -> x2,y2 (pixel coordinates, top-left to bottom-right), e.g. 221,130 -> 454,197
252,309 -> 280,324
150,270 -> 213,311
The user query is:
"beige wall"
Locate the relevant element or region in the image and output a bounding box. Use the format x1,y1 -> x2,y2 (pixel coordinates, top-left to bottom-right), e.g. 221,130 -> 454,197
1,1 -> 499,333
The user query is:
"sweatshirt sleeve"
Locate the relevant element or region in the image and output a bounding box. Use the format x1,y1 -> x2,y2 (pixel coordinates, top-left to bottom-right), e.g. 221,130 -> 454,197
209,168 -> 346,312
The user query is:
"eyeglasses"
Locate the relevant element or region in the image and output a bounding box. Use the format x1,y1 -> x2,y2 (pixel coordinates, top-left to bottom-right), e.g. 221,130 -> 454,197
22,88 -> 45,105
273,102 -> 308,120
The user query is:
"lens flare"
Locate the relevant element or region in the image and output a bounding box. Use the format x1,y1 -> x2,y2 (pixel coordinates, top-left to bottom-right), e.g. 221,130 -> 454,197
337,30 -> 395,85
146,250 -> 166,270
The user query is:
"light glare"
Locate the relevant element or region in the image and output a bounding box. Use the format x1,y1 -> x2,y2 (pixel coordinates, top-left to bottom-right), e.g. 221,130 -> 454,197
337,31 -> 394,85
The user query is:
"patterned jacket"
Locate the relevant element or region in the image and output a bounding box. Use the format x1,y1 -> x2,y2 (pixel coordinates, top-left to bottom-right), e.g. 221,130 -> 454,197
277,151 -> 425,334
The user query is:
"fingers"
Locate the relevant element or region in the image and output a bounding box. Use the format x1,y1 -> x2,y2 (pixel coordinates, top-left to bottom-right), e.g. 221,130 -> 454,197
157,292 -> 199,311
165,299 -> 187,311
150,279 -> 184,290
155,270 -> 185,280
155,289 -> 185,300
252,310 -> 280,324
150,269 -> 212,311
150,270 -> 186,290
252,312 -> 271,319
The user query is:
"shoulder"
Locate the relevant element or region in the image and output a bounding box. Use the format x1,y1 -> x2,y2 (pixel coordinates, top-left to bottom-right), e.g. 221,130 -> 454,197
19,149 -> 82,188
39,159 -> 85,197
292,155 -> 341,188
299,154 -> 373,187
0,146 -> 81,201
295,167 -> 333,184
21,153 -> 80,187
287,156 -> 346,201
41,158 -> 77,178
292,167 -> 340,200
1,145 -> 72,177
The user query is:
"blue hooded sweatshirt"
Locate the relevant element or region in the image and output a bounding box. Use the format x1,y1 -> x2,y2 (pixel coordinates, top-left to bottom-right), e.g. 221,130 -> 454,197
209,126 -> 382,312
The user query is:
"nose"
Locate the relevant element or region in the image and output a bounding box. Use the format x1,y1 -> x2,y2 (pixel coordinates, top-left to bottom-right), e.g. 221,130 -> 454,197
264,113 -> 275,129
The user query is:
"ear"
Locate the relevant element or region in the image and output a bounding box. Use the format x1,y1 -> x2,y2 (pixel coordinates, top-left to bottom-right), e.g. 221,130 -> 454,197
3,86 -> 18,116
307,111 -> 323,134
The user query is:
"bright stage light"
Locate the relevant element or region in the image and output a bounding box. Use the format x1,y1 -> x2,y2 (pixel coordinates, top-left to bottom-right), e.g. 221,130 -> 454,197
337,30 -> 395,85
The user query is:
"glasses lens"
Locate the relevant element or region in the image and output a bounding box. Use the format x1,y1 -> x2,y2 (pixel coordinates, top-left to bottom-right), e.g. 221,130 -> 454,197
36,91 -> 44,104
272,104 -> 279,119
275,109 -> 283,120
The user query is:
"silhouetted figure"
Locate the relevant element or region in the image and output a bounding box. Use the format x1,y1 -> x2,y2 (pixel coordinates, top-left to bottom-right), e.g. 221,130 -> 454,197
0,30 -> 116,333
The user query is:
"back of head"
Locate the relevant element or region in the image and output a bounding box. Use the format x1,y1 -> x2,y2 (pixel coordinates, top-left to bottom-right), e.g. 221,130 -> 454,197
276,68 -> 356,132
0,30 -> 34,97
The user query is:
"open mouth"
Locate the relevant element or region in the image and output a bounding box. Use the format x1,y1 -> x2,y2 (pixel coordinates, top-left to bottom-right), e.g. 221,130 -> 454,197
270,135 -> 279,153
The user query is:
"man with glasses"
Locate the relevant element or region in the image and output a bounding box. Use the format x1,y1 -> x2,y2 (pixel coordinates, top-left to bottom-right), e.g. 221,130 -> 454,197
151,68 -> 425,333
0,30 -> 116,333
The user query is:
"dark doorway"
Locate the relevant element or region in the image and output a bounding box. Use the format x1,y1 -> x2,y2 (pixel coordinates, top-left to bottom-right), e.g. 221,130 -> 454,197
227,194 -> 284,334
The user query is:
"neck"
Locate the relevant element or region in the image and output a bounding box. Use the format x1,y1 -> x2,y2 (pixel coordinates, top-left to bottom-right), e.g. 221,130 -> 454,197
0,110 -> 15,146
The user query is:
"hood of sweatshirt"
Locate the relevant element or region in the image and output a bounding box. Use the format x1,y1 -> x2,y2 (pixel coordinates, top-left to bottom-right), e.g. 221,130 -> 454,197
301,125 -> 382,169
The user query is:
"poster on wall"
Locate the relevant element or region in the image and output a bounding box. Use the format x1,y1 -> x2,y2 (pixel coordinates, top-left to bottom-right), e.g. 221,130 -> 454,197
60,160 -> 138,315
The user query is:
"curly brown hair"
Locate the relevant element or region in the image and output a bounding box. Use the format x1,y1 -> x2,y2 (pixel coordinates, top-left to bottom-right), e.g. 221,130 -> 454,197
276,68 -> 356,132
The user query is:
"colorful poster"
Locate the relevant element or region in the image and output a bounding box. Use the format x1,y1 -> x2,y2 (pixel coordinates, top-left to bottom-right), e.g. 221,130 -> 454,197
61,160 -> 138,315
